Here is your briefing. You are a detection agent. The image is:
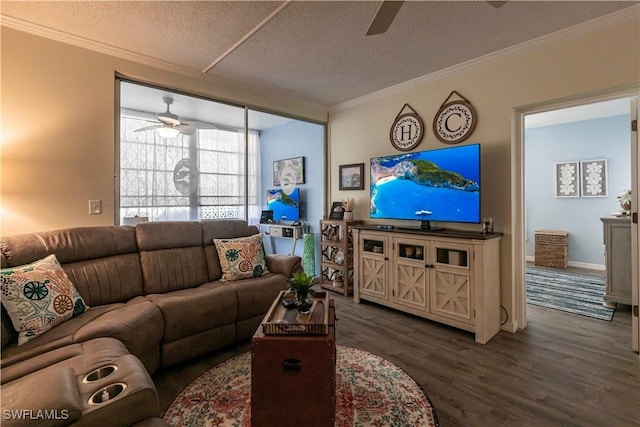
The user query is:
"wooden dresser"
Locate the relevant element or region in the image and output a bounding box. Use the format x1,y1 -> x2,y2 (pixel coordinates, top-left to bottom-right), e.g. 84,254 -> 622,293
601,215 -> 632,307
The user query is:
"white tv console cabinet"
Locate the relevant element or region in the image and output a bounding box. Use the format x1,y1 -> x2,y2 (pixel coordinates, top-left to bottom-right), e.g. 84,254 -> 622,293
352,226 -> 502,344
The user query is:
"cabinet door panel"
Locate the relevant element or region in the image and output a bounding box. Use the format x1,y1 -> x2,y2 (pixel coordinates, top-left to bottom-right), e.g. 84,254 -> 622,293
361,257 -> 387,299
431,270 -> 472,323
393,236 -> 428,309
396,263 -> 427,309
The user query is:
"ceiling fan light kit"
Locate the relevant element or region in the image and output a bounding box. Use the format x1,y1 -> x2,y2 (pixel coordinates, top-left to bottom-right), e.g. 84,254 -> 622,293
156,126 -> 180,139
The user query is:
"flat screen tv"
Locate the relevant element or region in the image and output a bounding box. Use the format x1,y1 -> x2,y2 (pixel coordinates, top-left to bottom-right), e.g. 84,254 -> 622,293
266,188 -> 300,222
370,143 -> 480,229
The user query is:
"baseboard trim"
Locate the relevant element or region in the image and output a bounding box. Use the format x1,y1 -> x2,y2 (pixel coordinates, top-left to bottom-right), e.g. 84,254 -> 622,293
567,261 -> 605,271
501,320 -> 519,333
525,256 -> 605,271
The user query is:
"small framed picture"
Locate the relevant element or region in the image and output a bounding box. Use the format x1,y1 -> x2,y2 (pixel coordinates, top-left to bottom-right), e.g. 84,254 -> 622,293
273,156 -> 305,186
339,163 -> 364,190
329,202 -> 345,219
580,159 -> 607,197
555,161 -> 580,198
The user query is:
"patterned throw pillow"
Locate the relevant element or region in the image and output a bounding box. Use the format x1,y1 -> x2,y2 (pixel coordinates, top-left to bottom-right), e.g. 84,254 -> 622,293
0,254 -> 89,345
214,234 -> 270,281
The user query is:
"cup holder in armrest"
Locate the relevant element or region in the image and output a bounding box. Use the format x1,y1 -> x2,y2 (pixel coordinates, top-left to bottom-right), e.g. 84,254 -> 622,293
83,365 -> 118,383
88,383 -> 127,405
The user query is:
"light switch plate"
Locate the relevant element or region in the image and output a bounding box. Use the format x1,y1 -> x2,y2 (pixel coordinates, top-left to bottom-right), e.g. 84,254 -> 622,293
89,200 -> 102,215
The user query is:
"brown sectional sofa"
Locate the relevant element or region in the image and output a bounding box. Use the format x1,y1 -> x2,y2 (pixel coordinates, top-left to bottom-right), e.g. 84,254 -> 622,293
1,219 -> 301,426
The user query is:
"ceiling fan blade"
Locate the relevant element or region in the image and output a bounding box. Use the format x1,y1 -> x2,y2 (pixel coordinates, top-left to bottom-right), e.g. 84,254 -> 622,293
366,1 -> 404,36
178,121 -> 218,135
487,1 -> 508,8
178,125 -> 197,135
181,120 -> 218,131
134,124 -> 162,133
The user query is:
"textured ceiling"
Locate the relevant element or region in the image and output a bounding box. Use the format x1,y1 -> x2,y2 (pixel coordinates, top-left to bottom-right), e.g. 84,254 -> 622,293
1,1 -> 638,107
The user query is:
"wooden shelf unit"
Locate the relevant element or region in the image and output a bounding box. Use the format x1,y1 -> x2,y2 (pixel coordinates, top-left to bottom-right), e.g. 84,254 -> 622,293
319,219 -> 363,296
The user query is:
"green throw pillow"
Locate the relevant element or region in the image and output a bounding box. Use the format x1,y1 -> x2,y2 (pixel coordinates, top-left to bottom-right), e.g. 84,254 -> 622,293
0,254 -> 89,344
214,234 -> 269,281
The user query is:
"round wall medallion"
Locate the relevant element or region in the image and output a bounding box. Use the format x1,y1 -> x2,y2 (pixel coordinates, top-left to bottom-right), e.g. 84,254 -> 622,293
390,113 -> 425,151
173,158 -> 199,195
433,100 -> 477,144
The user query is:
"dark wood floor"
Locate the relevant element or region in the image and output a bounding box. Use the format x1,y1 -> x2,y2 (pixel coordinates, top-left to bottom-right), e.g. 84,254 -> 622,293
154,294 -> 639,426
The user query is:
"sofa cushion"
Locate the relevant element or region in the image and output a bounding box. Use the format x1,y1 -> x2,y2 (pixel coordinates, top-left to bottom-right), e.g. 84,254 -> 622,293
74,298 -> 164,367
205,273 -> 289,321
1,337 -> 129,385
63,253 -> 144,307
0,226 -> 138,268
1,366 -> 82,427
214,234 -> 269,281
1,226 -> 144,308
146,284 -> 237,343
0,304 -> 124,365
135,221 -> 202,251
136,221 -> 209,294
0,255 -> 89,344
140,247 -> 209,294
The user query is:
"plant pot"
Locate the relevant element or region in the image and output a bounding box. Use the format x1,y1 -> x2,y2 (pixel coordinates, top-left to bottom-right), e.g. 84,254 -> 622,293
620,201 -> 631,211
295,293 -> 314,314
343,211 -> 353,220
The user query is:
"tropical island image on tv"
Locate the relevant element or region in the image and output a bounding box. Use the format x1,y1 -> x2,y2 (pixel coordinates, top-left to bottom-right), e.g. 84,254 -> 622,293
267,188 -> 300,222
370,144 -> 480,224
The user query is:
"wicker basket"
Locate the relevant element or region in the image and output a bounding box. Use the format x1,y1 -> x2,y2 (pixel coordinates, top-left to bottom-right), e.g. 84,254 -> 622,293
534,230 -> 568,269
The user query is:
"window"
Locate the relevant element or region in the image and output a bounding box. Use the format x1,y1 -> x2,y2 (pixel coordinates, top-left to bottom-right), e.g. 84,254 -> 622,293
118,81 -> 261,224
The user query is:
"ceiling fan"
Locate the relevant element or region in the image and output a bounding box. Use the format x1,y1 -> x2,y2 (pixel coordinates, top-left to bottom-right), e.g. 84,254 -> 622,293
134,97 -> 217,138
366,0 -> 507,36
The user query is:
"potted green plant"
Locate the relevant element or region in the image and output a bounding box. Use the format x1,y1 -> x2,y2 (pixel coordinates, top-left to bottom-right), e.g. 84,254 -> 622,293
288,271 -> 315,314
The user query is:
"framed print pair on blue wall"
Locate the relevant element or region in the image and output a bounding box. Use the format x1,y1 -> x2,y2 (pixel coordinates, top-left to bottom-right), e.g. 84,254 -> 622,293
555,159 -> 607,198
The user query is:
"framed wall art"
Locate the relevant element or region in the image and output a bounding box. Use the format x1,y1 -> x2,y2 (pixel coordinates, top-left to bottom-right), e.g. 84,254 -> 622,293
580,159 -> 607,197
273,156 -> 305,186
555,161 -> 580,198
339,163 -> 364,190
432,90 -> 477,144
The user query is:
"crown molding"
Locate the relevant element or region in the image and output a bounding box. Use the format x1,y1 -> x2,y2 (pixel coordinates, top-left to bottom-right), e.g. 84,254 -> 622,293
0,14 -> 328,119
0,14 -> 206,79
331,4 -> 640,112
3,4 -> 637,114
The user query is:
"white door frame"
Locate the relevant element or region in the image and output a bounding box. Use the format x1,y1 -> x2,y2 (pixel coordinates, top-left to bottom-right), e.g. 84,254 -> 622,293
512,84 -> 639,340
630,98 -> 639,352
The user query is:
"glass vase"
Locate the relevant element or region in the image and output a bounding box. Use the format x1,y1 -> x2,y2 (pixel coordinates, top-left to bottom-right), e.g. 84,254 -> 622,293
295,292 -> 314,314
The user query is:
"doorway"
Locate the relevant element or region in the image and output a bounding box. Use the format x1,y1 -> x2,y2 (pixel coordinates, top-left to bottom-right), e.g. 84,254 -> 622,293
523,98 -> 631,321
513,90 -> 639,351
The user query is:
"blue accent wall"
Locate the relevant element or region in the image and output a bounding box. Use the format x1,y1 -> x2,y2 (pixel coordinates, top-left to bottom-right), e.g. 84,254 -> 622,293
260,120 -> 324,275
524,114 -> 630,267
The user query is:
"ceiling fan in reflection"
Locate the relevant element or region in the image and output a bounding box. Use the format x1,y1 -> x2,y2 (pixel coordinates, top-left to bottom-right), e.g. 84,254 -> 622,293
134,96 -> 217,138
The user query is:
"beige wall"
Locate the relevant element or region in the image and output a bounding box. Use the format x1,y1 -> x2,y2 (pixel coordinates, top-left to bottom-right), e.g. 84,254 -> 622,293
1,27 -> 328,236
328,12 -> 639,330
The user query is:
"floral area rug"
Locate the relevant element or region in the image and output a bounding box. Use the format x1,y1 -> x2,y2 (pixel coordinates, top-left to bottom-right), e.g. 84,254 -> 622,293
164,345 -> 439,426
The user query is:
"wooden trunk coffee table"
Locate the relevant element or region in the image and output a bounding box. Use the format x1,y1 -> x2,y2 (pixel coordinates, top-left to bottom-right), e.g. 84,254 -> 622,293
251,294 -> 336,427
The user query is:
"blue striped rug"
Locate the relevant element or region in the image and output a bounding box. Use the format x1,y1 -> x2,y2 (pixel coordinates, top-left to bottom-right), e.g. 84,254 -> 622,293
526,267 -> 614,321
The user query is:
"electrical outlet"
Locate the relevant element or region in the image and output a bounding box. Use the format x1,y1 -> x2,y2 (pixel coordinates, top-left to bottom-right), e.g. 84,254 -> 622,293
89,200 -> 102,215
